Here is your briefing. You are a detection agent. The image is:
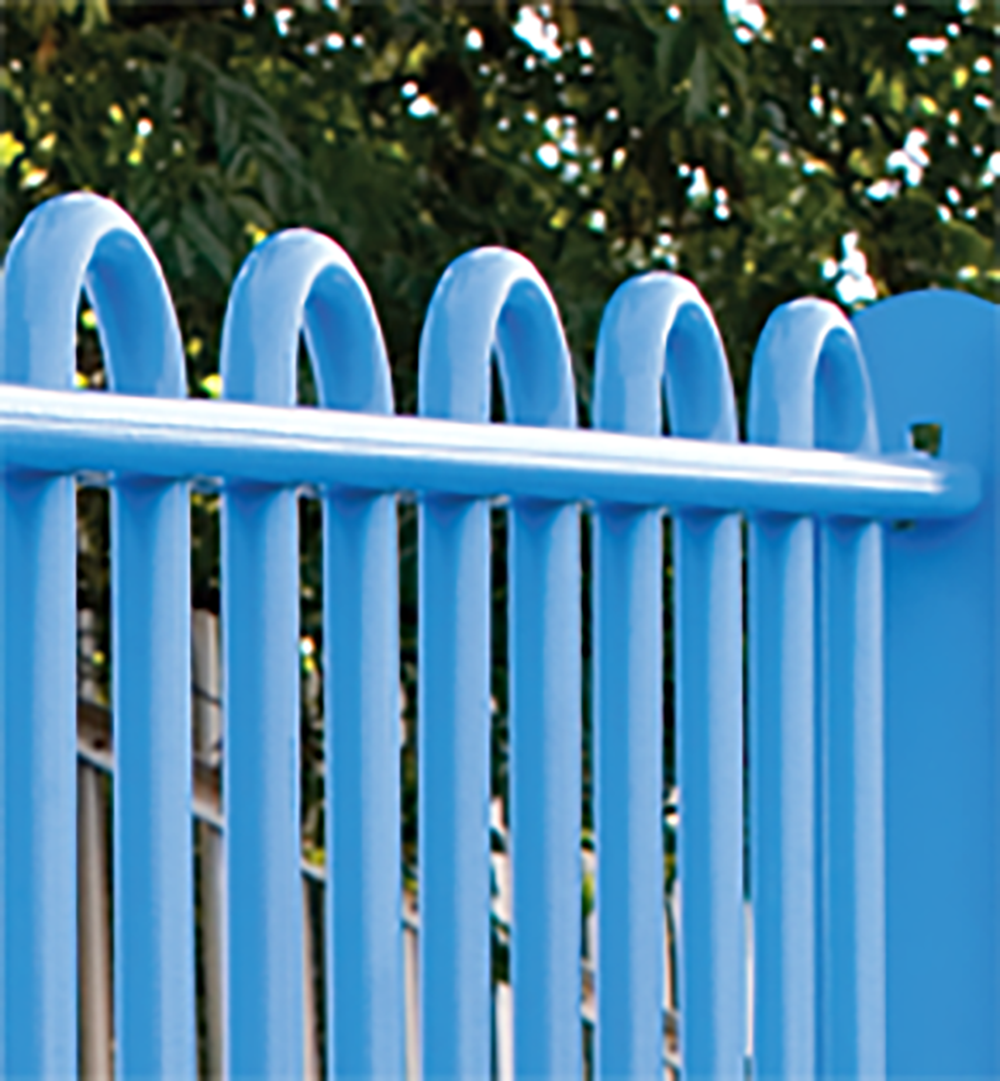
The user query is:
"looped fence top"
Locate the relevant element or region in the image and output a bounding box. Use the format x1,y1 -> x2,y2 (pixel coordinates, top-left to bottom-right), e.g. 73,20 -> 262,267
594,271 -> 738,444
749,298 -> 879,454
3,192 -> 184,398
418,247 -> 576,429
221,228 -> 392,415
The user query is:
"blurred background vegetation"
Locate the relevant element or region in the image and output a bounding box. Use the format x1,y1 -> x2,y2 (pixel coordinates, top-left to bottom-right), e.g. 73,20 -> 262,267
2,0 -> 995,879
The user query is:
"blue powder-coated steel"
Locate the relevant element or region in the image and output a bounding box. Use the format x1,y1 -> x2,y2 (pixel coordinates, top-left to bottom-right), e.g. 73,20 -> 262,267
221,229 -> 404,1079
2,193 -> 196,1080
0,384 -> 977,518
419,247 -> 581,1079
854,290 -> 998,1079
594,272 -> 744,1079
1,192 -> 996,1080
750,300 -> 886,1079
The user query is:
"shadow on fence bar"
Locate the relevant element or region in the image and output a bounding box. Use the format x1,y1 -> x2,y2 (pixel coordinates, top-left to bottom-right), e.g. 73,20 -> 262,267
1,192 -> 997,1080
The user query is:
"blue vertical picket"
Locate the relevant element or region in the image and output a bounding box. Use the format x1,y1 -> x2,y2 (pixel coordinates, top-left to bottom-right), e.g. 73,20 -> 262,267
666,284 -> 744,1081
419,249 -> 580,1078
305,237 -> 403,1078
417,491 -> 491,1078
221,238 -> 304,1080
745,507 -> 816,1077
93,215 -> 195,1078
322,489 -> 403,1077
750,299 -> 885,1077
592,279 -> 668,1081
0,471 -> 75,1079
819,518 -> 884,1078
594,273 -> 744,1079
222,228 -> 405,1078
2,193 -> 197,1078
111,477 -> 195,1079
747,307 -> 820,1077
590,501 -> 662,1078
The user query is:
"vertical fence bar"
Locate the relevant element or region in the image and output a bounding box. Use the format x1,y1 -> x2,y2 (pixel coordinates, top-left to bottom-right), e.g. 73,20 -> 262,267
594,274 -> 743,1080
818,519 -> 885,1078
222,481 -> 303,1076
419,249 -> 579,1078
593,278 -> 668,1081
673,508 -> 745,1080
4,192 -> 194,1077
750,299 -> 885,1077
221,239 -> 304,1077
508,496 -> 581,1077
323,486 -> 404,1077
3,207 -> 79,1080
0,471 -> 77,1076
419,492 -> 492,1076
82,205 -> 197,1078
420,270 -> 493,1080
746,512 -> 816,1076
222,228 -> 404,1079
111,477 -> 195,1079
592,504 -> 663,1078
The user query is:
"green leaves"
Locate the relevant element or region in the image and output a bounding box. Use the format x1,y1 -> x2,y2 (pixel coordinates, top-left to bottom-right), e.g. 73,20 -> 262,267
2,0 -> 994,403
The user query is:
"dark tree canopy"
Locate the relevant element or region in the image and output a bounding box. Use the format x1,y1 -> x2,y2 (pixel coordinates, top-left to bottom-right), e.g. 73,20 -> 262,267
3,0 -> 995,411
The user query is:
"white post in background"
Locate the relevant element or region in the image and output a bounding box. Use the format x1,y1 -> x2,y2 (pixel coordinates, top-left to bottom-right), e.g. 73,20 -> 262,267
302,878 -> 320,1081
77,607 -> 113,1081
491,797 -> 513,1081
192,610 -> 225,1079
403,896 -> 421,1081
77,764 -> 112,1081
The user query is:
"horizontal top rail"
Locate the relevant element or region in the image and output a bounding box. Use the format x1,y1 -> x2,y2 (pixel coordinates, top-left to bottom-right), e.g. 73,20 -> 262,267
0,383 -> 979,520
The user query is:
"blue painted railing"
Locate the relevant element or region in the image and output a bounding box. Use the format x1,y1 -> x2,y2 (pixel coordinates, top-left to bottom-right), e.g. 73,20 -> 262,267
1,192 -> 996,1079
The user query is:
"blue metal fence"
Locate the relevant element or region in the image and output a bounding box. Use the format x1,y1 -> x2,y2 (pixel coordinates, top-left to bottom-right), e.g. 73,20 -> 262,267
1,191 -> 996,1079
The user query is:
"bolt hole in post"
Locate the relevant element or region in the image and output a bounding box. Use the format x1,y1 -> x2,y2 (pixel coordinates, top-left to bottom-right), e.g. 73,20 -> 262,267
909,422 -> 943,458
893,424 -> 944,531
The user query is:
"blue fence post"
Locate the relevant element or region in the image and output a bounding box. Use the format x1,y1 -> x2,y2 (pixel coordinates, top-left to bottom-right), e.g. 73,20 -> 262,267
2,193 -> 197,1078
419,248 -> 581,1079
750,299 -> 885,1078
593,273 -> 740,1080
854,291 -> 999,1079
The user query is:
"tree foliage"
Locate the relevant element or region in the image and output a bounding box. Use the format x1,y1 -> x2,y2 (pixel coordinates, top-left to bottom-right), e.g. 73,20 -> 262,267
3,0 -> 995,406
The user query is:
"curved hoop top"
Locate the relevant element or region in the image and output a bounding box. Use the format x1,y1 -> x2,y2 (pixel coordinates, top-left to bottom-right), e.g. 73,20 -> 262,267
418,248 -> 576,428
749,298 -> 879,453
593,272 -> 738,442
221,229 -> 392,413
2,192 -> 184,396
